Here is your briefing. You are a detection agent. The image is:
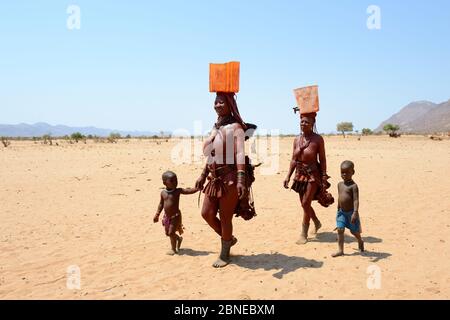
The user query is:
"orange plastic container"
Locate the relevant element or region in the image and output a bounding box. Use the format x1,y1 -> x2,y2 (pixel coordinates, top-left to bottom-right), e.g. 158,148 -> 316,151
209,61 -> 240,93
293,85 -> 319,114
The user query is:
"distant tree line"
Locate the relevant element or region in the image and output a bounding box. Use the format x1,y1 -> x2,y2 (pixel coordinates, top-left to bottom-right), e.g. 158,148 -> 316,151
0,132 -> 174,147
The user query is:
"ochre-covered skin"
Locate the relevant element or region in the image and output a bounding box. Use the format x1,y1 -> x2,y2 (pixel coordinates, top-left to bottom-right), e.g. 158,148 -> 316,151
284,114 -> 334,244
153,172 -> 198,255
195,92 -> 247,267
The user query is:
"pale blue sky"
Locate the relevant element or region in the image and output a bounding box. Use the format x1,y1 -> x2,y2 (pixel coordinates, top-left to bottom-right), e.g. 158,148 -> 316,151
1,0 -> 449,134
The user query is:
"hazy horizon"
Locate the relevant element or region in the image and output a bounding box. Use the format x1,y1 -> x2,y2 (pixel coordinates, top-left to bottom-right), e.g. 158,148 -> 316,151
2,95 -> 449,135
1,1 -> 449,134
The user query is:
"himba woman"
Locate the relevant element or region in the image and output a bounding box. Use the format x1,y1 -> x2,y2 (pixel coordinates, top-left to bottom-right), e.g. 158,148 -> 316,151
284,112 -> 334,244
195,92 -> 256,267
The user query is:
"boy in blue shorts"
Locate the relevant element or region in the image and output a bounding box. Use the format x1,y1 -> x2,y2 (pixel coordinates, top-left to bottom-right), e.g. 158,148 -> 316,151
332,160 -> 364,257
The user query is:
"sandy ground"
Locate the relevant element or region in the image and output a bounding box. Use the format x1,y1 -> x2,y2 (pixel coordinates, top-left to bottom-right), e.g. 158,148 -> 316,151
1,135 -> 449,299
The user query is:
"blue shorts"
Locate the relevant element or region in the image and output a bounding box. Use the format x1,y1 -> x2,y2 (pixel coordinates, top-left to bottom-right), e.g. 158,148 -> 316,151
336,209 -> 361,233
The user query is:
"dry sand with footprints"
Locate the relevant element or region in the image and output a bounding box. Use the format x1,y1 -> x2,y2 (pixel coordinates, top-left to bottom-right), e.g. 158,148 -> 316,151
1,135 -> 449,299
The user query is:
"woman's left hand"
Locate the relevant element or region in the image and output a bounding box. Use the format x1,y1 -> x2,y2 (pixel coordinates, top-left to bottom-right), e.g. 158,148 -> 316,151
322,175 -> 330,187
237,182 -> 247,200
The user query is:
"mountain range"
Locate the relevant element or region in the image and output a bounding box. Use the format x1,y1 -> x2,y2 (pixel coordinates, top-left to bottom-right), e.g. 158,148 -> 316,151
375,99 -> 450,133
2,99 -> 449,137
0,122 -> 164,137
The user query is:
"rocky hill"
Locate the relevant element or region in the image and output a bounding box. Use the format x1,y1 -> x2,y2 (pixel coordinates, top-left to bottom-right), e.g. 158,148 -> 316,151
375,99 -> 450,133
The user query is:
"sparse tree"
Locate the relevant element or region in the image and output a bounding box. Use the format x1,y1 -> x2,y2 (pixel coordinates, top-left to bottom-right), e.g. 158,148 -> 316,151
107,132 -> 121,143
1,137 -> 11,147
110,132 -> 121,139
336,122 -> 354,138
71,132 -> 84,143
42,134 -> 53,145
362,128 -> 373,135
383,124 -> 400,138
62,135 -> 74,144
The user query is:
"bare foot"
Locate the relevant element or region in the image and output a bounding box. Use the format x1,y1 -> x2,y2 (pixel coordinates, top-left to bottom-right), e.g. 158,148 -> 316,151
177,236 -> 183,252
166,249 -> 177,256
212,258 -> 229,268
311,220 -> 322,235
296,236 -> 307,245
358,240 -> 365,252
314,220 -> 322,234
332,251 -> 344,257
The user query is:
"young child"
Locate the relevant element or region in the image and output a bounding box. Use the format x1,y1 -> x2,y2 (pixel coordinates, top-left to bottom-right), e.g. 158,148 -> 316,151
332,160 -> 364,257
153,171 -> 198,255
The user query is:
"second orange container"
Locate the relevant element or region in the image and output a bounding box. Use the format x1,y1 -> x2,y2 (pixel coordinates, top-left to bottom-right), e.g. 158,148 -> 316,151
293,85 -> 319,114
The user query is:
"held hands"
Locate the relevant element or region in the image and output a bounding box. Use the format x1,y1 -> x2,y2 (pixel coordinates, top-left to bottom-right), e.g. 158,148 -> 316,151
195,175 -> 206,191
351,211 -> 359,224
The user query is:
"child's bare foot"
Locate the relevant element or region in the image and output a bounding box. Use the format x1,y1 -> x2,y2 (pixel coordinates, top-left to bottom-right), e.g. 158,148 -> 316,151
177,236 -> 183,252
358,240 -> 365,252
166,249 -> 177,255
332,251 -> 344,257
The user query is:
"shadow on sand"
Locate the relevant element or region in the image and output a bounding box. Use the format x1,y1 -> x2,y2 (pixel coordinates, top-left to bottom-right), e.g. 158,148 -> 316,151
311,232 -> 383,244
232,253 -> 323,279
348,250 -> 392,262
312,232 -> 391,262
178,248 -> 213,256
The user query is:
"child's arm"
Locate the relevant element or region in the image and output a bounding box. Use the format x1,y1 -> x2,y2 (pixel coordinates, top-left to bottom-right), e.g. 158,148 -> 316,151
351,184 -> 360,223
153,192 -> 164,223
180,187 -> 199,195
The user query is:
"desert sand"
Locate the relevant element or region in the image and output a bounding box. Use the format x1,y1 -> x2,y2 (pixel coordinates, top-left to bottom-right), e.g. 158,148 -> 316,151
1,135 -> 449,299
